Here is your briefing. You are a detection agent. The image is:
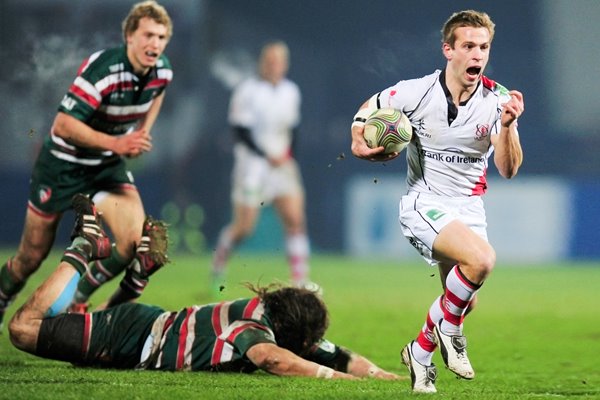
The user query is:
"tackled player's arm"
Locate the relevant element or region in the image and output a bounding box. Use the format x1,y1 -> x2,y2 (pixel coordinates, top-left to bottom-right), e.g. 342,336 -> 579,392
344,350 -> 401,380
52,112 -> 151,156
307,342 -> 401,380
246,342 -> 356,379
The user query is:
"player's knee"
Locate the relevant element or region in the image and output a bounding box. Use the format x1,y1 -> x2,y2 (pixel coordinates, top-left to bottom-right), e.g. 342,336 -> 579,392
474,246 -> 496,280
11,252 -> 46,280
233,223 -> 256,240
462,245 -> 495,283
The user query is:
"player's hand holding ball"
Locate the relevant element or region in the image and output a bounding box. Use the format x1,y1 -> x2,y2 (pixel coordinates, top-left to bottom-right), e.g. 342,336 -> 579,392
351,108 -> 412,162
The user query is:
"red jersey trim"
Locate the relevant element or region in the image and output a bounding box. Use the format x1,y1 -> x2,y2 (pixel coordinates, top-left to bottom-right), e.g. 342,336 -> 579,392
242,297 -> 260,319
481,75 -> 496,91
70,84 -> 100,109
27,202 -> 59,221
82,313 -> 92,359
176,307 -> 194,370
471,169 -> 488,196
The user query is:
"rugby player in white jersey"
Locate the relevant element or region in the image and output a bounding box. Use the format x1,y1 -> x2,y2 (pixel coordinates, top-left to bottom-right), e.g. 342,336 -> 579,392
0,1 -> 173,329
211,42 -> 315,291
351,10 -> 524,393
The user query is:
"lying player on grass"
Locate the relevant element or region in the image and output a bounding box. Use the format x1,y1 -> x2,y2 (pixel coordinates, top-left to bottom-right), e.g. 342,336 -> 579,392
8,194 -> 399,380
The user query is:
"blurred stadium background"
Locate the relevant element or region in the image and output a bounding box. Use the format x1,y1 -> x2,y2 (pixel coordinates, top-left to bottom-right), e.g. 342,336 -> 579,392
1,0 -> 599,262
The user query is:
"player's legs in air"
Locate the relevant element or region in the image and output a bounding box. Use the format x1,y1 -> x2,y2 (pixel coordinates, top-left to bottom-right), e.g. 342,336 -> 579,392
101,215 -> 170,309
70,189 -> 146,312
9,193 -> 110,352
8,195 -> 164,368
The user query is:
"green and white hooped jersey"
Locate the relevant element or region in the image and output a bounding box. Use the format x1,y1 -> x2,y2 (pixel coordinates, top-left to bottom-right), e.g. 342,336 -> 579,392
151,297 -> 345,373
152,297 -> 276,372
47,46 -> 173,166
378,69 -> 514,197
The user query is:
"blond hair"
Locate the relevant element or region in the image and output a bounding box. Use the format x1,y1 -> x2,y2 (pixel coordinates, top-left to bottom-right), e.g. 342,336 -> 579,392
441,10 -> 495,48
260,41 -> 290,63
122,1 -> 173,42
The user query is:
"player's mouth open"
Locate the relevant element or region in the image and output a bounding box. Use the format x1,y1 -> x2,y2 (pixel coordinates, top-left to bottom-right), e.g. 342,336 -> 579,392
466,67 -> 481,77
145,51 -> 158,59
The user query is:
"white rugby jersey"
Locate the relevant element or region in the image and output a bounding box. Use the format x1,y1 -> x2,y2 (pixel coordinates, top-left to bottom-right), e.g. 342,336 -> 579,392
378,69 -> 514,197
228,77 -> 301,158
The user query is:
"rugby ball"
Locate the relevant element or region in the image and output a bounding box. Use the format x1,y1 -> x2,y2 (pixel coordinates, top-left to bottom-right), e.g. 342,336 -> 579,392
363,108 -> 412,154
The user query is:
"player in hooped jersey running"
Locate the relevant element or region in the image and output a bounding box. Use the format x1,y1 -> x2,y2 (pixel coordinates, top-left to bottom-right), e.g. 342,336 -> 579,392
0,1 -> 173,329
8,195 -> 399,380
351,10 -> 524,393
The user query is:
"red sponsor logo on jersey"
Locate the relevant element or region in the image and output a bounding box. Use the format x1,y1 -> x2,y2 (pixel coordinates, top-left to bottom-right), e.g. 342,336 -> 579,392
390,90 -> 397,97
475,124 -> 489,141
38,186 -> 52,204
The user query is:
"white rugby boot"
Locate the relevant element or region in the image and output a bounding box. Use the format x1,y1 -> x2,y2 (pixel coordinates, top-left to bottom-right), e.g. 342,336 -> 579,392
434,319 -> 475,379
401,341 -> 437,394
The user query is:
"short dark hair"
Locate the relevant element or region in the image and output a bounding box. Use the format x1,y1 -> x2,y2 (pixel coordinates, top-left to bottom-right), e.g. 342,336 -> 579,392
248,284 -> 329,356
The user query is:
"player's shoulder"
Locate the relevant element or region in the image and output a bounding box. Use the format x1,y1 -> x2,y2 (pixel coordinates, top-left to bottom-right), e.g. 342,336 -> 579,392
77,46 -> 125,79
280,78 -> 300,96
281,77 -> 299,88
236,76 -> 260,89
156,53 -> 173,71
392,69 -> 440,91
86,46 -> 124,68
231,76 -> 258,98
481,75 -> 510,98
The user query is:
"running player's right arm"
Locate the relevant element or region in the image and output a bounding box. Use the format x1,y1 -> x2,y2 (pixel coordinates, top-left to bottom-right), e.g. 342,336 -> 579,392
52,112 -> 152,156
246,342 -> 356,379
350,96 -> 398,162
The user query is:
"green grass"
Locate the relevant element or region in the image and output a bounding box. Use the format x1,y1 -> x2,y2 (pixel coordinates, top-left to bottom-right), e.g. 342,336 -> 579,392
1,250 -> 599,399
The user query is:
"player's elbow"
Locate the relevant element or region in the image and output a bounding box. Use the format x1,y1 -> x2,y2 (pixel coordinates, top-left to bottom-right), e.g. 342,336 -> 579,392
500,162 -> 521,179
51,112 -> 81,141
499,168 -> 518,179
8,311 -> 38,353
51,113 -> 69,139
497,157 -> 522,179
247,343 -> 294,376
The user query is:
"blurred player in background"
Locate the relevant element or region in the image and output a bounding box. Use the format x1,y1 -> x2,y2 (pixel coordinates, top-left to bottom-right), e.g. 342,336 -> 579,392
0,1 -> 173,330
350,10 -> 524,393
8,195 -> 399,381
211,41 -> 314,291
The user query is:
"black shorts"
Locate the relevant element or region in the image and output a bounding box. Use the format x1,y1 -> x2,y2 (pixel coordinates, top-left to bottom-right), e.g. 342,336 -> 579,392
38,303 -> 164,369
